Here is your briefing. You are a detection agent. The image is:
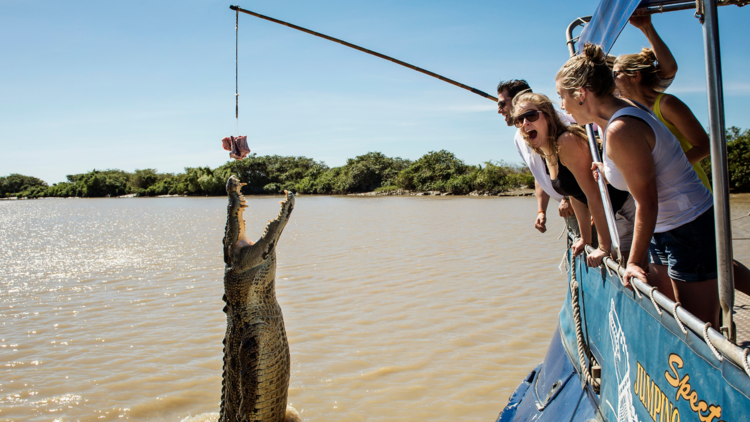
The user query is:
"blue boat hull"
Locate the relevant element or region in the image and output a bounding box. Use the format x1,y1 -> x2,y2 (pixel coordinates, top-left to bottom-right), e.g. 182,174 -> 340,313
497,251 -> 750,422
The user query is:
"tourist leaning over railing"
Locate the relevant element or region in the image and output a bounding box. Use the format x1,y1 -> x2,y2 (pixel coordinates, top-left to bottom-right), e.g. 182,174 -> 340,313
511,92 -> 635,267
613,48 -> 711,190
555,43 -> 719,327
614,47 -> 750,299
496,79 -> 576,235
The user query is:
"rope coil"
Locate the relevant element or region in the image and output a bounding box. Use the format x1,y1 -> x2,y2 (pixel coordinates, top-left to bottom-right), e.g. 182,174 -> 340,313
702,323 -> 723,361
648,286 -> 663,316
743,348 -> 750,377
673,302 -> 689,334
570,251 -> 601,392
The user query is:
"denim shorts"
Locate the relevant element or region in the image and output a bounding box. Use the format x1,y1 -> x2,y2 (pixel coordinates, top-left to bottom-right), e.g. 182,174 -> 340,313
648,207 -> 717,282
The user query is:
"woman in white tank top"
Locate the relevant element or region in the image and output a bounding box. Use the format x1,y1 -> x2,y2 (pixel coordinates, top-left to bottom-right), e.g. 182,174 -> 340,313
554,43 -> 718,328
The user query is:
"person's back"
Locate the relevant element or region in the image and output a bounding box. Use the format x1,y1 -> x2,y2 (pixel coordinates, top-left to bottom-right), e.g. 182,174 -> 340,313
603,104 -> 712,232
613,48 -> 712,191
652,93 -> 711,190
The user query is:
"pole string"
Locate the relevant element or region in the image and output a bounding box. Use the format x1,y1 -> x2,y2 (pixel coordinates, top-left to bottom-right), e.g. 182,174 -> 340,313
235,8 -> 239,135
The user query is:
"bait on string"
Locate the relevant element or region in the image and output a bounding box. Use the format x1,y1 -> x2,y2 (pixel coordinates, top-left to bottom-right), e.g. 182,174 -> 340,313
221,7 -> 250,160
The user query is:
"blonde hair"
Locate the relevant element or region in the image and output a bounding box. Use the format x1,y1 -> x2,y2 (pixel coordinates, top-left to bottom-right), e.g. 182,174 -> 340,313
556,43 -> 616,100
614,48 -> 661,91
512,92 -> 587,167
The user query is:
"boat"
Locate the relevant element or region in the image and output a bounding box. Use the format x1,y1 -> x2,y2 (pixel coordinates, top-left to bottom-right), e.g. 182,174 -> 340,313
495,0 -> 750,421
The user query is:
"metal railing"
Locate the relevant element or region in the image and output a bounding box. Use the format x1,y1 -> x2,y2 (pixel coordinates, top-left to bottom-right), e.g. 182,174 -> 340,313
564,0 -> 748,371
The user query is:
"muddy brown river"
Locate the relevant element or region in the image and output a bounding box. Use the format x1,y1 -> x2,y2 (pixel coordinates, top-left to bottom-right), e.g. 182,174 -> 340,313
2,195 -> 749,421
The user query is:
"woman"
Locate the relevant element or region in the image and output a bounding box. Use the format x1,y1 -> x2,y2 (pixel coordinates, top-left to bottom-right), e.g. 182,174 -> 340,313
614,47 -> 750,297
511,92 -> 635,267
613,48 -> 711,190
555,43 -> 718,327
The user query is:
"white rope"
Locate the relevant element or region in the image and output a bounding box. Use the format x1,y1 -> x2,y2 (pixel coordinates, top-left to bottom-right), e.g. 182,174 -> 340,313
630,277 -> 643,300
673,302 -> 688,335
743,348 -> 750,377
702,323 -> 723,361
648,286 -> 663,316
559,249 -> 569,272
570,252 -> 600,392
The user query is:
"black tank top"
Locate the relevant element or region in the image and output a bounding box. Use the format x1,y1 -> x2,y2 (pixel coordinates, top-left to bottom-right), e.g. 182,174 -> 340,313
544,159 -> 629,213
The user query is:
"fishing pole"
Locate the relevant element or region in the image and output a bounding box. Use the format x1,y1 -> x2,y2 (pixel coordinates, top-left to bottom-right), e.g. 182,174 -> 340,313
229,5 -> 498,103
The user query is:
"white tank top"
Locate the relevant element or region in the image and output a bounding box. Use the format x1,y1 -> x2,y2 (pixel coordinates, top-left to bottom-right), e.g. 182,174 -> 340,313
601,106 -> 713,233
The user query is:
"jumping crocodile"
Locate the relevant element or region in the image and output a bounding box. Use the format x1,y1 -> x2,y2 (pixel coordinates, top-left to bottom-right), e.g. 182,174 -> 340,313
220,175 -> 299,422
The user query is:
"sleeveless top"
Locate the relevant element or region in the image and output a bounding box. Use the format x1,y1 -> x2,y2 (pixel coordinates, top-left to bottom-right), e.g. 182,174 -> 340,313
601,105 -> 713,233
544,159 -> 630,213
652,93 -> 712,191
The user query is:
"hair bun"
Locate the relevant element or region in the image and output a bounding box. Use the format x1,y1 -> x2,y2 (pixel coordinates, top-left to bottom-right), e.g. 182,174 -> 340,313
583,43 -> 606,65
639,48 -> 657,65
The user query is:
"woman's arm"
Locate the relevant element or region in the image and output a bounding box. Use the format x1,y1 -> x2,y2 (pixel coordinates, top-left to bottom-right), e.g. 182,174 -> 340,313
630,15 -> 677,80
534,180 -> 549,233
607,118 -> 659,286
558,132 -> 613,267
658,94 -> 710,164
569,196 -> 592,257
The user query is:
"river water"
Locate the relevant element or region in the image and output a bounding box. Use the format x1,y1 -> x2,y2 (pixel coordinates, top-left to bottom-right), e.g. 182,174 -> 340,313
2,195 -> 749,422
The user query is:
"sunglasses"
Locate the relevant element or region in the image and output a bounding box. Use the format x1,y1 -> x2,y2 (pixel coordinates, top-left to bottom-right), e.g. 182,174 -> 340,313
514,109 -> 541,127
497,100 -> 507,109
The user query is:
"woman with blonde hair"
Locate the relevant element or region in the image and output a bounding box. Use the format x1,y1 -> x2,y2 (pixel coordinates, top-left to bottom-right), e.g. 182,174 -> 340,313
616,47 -> 750,297
613,48 -> 711,190
555,43 -> 718,327
512,92 -> 634,267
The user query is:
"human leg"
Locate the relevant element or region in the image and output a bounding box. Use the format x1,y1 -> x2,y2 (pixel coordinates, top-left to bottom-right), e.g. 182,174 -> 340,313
652,208 -> 719,324
671,278 -> 720,328
648,263 -> 675,301
734,260 -> 750,296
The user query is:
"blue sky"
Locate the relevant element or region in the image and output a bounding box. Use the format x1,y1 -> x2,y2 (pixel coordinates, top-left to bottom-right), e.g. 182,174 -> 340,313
2,0 -> 748,184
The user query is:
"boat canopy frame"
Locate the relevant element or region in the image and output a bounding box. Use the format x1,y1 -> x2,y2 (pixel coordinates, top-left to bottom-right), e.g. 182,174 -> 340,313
565,0 -> 750,375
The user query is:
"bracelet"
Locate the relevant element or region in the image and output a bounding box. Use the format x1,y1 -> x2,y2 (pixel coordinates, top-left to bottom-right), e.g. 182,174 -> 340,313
598,245 -> 611,254
537,210 -> 546,214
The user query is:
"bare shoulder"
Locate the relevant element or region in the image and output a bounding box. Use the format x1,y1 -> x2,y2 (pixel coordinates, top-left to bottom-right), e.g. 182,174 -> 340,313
556,131 -> 581,148
659,93 -> 687,109
556,131 -> 590,165
606,117 -> 651,145
659,94 -> 695,122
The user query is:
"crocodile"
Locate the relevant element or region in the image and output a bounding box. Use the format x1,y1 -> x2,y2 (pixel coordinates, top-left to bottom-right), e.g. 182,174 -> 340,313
219,175 -> 299,422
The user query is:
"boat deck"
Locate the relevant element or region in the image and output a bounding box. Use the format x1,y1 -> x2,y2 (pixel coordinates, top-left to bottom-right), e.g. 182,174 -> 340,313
736,290 -> 750,348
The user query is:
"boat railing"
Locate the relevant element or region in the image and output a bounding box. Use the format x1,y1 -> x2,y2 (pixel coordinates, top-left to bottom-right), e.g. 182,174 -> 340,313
565,0 -> 750,378
570,240 -> 750,377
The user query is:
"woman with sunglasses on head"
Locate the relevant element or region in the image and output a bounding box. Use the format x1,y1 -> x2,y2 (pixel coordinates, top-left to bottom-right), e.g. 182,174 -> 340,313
613,48 -> 711,191
512,92 -> 635,267
556,43 -> 718,327
615,48 -> 750,297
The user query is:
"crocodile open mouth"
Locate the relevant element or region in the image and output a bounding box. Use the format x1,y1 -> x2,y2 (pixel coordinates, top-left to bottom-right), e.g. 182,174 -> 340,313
232,183 -> 293,246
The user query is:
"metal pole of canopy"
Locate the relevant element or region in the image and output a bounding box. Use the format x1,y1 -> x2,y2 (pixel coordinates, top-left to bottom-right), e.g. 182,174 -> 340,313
229,5 -> 497,103
701,0 -> 735,343
565,16 -> 622,262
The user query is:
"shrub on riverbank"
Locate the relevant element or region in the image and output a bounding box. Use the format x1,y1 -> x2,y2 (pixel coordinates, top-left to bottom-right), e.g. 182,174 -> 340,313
5,126 -> 746,198
0,174 -> 48,198
700,126 -> 750,193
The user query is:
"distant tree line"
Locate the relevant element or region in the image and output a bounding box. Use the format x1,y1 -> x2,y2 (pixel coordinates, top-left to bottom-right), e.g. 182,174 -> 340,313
0,150 -> 534,198
2,127 -> 748,198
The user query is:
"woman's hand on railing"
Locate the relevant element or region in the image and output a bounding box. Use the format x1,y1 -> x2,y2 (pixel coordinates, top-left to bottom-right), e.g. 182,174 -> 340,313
586,246 -> 608,267
572,238 -> 586,257
622,262 -> 647,289
591,162 -> 608,184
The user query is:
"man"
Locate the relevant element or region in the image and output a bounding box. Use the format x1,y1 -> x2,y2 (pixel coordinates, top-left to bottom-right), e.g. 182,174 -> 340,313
496,79 -> 574,234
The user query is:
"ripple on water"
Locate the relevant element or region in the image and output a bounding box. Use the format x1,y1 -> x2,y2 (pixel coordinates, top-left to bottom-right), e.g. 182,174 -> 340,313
3,196 -> 748,421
